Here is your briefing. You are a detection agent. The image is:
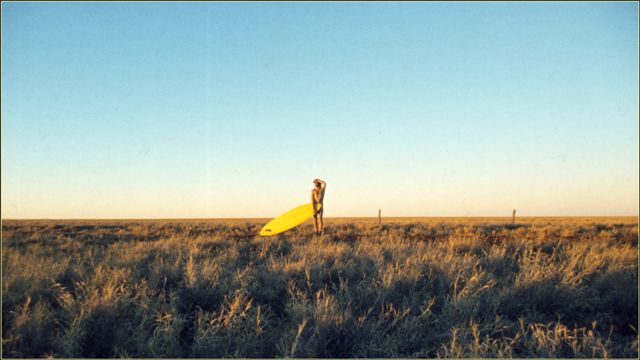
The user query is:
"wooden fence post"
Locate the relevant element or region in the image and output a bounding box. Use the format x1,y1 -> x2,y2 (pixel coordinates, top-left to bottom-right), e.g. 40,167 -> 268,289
378,209 -> 381,226
512,209 -> 516,225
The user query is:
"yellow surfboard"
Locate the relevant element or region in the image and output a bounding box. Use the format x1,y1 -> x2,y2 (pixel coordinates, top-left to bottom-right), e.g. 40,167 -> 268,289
260,203 -> 321,236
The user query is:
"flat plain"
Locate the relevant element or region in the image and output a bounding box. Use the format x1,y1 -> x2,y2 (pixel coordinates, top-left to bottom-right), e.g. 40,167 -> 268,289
1,217 -> 638,357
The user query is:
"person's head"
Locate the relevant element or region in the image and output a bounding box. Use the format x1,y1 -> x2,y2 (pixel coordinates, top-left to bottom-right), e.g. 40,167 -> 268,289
313,179 -> 321,188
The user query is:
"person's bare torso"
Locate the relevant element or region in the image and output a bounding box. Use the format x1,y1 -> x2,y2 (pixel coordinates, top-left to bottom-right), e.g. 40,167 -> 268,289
312,188 -> 324,204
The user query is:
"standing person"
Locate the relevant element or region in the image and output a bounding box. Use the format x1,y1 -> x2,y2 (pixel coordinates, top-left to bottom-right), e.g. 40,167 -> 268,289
312,179 -> 326,236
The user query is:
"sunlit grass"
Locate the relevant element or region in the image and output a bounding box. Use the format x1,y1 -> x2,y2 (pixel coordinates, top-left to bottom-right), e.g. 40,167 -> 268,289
1,217 -> 638,357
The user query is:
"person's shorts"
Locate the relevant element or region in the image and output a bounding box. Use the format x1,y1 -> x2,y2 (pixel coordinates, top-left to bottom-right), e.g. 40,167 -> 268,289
313,207 -> 324,218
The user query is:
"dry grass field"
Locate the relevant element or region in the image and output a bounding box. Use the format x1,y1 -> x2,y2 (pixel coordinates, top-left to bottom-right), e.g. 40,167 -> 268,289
1,217 -> 638,357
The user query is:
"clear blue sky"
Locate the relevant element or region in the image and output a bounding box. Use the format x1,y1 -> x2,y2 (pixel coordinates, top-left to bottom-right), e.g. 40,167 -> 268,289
2,2 -> 638,218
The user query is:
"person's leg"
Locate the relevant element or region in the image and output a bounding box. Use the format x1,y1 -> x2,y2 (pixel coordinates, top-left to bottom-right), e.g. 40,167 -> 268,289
319,209 -> 324,235
313,215 -> 319,236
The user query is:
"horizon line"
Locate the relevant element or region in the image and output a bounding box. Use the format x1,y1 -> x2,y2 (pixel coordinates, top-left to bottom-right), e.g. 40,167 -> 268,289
2,215 -> 638,221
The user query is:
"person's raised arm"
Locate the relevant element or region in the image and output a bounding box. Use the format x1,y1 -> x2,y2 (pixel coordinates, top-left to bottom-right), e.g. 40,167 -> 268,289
317,179 -> 326,189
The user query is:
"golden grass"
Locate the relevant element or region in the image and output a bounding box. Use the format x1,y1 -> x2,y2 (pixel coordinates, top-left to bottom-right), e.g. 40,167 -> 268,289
1,217 -> 638,357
